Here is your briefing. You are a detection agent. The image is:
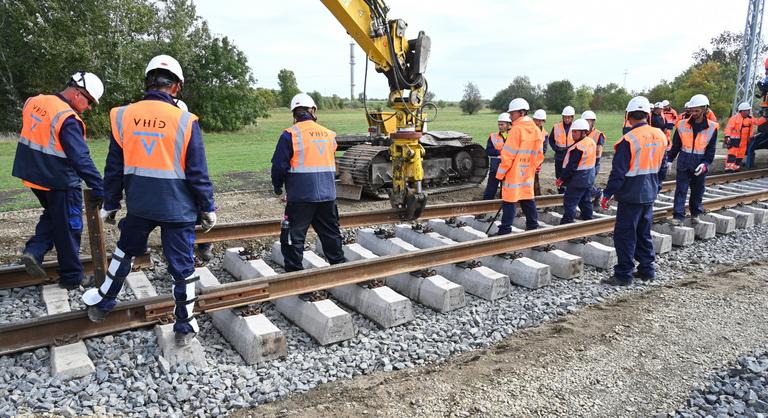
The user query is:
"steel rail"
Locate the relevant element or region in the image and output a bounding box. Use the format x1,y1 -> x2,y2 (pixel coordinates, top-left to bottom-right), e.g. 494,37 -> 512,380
2,188 -> 768,356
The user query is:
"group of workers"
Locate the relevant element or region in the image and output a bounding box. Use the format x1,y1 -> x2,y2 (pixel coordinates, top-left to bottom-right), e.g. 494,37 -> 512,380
484,91 -> 746,286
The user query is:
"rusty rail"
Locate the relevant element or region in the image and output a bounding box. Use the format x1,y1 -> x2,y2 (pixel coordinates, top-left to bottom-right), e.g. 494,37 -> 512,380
2,188 -> 767,355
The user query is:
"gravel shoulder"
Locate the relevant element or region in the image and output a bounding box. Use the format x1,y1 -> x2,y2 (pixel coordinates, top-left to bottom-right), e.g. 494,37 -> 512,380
241,261 -> 768,417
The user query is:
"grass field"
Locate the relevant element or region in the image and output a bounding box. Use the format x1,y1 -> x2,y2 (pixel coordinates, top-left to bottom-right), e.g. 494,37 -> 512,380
0,107 -> 632,211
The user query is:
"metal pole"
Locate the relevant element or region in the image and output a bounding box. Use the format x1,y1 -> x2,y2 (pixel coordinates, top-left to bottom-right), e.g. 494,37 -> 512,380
350,42 -> 356,101
83,189 -> 107,287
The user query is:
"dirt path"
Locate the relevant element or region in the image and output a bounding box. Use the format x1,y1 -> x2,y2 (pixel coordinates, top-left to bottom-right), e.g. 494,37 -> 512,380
237,261 -> 768,417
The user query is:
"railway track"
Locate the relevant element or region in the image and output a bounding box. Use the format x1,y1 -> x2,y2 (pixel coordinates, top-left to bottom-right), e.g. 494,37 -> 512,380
2,171 -> 768,360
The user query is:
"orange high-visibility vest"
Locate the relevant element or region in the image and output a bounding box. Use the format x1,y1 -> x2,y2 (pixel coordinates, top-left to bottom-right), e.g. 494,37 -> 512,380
676,118 -> 719,156
563,136 -> 596,170
725,113 -> 755,159
110,101 -> 197,179
286,120 -> 337,173
662,108 -> 678,125
615,124 -> 666,177
489,132 -> 505,151
495,116 -> 544,203
706,109 -> 717,122
587,129 -> 604,158
552,122 -> 573,149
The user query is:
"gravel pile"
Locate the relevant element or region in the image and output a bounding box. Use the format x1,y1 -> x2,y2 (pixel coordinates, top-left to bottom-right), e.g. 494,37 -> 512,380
674,348 -> 768,417
2,221 -> 768,417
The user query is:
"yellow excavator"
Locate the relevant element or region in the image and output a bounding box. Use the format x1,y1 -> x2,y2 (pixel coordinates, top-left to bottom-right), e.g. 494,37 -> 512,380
320,0 -> 488,219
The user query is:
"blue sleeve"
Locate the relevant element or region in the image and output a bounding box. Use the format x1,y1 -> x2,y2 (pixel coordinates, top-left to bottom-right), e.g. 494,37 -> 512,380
603,140 -> 631,199
103,133 -> 124,211
658,150 -> 668,183
667,129 -> 681,163
184,121 -> 216,212
547,128 -> 555,153
486,136 -> 500,157
542,133 -> 548,154
704,128 -> 718,166
59,117 -> 104,196
597,133 -> 606,146
560,148 -> 581,182
271,131 -> 293,192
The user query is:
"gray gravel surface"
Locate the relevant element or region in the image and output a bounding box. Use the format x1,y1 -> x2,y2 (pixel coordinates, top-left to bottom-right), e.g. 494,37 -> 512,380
2,219 -> 768,417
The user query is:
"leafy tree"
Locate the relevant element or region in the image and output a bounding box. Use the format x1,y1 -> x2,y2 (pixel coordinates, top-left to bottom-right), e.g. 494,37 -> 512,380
573,85 -> 594,113
459,82 -> 482,115
424,91 -> 436,102
490,76 -> 544,112
278,69 -> 300,108
591,83 -> 631,111
646,81 -> 674,105
544,80 -> 574,113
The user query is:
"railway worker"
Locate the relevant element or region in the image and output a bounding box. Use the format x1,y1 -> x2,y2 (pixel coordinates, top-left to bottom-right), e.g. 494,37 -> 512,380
548,105 -> 576,193
667,94 -> 718,226
532,109 -> 547,196
495,98 -> 544,234
482,113 -> 512,199
582,110 -> 605,203
12,72 -> 105,289
661,100 -> 678,129
271,92 -> 347,272
600,96 -> 668,286
724,102 -> 756,172
82,55 -> 216,347
556,118 -> 596,224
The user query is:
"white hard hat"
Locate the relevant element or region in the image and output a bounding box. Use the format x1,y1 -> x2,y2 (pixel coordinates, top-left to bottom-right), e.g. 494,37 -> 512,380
70,72 -> 104,103
571,118 -> 590,131
654,102 -> 662,108
561,106 -> 575,116
626,96 -> 651,113
175,99 -> 188,112
145,54 -> 184,82
497,112 -> 512,123
661,99 -> 670,107
738,102 -> 752,112
533,109 -> 547,120
688,94 -> 710,107
507,98 -> 530,112
290,92 -> 317,110
581,110 -> 596,120
684,101 -> 691,108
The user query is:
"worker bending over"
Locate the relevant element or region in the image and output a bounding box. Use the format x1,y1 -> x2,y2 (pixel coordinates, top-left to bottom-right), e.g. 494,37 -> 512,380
556,118 -> 596,224
495,98 -> 544,234
724,102 -> 755,172
271,93 -> 347,272
83,55 -> 217,347
532,109 -> 547,196
548,106 -> 575,193
600,96 -> 667,286
13,72 -> 105,289
483,113 -> 512,199
667,94 -> 718,225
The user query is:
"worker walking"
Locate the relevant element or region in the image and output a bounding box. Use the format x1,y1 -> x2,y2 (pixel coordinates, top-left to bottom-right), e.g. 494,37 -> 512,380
548,106 -> 575,193
82,55 -> 216,347
482,113 -> 512,200
532,109 -> 547,196
600,96 -> 668,286
724,102 -> 755,172
556,118 -> 596,224
667,94 -> 718,225
271,93 -> 347,272
12,72 -> 105,289
495,98 -> 544,234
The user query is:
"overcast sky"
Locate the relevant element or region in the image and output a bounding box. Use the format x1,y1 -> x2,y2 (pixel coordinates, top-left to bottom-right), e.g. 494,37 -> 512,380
194,0 -> 756,101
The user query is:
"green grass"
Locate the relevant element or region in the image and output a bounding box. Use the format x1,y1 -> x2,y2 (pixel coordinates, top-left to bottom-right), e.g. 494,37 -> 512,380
0,107 -> 632,211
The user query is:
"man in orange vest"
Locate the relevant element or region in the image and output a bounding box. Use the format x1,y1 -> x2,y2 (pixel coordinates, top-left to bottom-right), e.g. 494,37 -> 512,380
532,109 -> 547,196
82,55 -> 217,347
548,105 -> 576,193
12,72 -> 105,289
495,98 -> 544,234
668,94 -> 718,225
271,93 -> 347,272
724,102 -> 755,172
556,118 -> 596,223
482,113 -> 512,199
600,96 -> 667,286
582,110 -> 605,204
661,100 -> 678,130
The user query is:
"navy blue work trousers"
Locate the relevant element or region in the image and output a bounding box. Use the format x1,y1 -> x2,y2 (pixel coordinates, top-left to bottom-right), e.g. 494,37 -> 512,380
498,200 -> 538,234
561,186 -> 593,224
613,202 -> 655,283
673,168 -> 706,220
483,158 -> 501,200
281,201 -> 346,272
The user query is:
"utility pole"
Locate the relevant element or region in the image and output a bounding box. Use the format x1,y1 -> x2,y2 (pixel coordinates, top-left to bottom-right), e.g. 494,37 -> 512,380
733,0 -> 765,113
623,69 -> 628,90
350,43 -> 355,101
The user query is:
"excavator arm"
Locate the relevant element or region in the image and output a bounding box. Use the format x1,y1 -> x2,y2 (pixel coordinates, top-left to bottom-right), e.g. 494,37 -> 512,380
320,0 -> 431,219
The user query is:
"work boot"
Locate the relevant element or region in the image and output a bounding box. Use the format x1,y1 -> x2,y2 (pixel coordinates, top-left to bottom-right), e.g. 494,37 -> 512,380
87,305 -> 109,323
600,276 -> 631,286
669,218 -> 683,226
175,332 -> 197,347
20,252 -> 47,278
633,271 -> 655,281
691,215 -> 701,225
59,275 -> 94,290
592,188 -> 603,208
197,244 -> 214,263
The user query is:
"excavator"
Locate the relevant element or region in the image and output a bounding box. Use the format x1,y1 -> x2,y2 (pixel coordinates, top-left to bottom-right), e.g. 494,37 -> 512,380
319,0 -> 488,219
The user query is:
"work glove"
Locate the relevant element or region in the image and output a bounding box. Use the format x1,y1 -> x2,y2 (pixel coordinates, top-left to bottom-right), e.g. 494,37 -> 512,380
723,136 -> 731,148
694,163 -> 707,176
555,178 -> 564,188
536,165 -> 542,173
200,211 -> 217,233
99,208 -> 117,225
600,196 -> 611,210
